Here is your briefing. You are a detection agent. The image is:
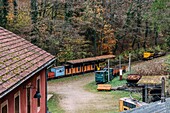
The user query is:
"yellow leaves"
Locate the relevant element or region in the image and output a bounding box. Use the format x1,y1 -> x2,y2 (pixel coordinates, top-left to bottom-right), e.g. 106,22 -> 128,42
99,22 -> 116,54
7,12 -> 14,21
8,0 -> 13,3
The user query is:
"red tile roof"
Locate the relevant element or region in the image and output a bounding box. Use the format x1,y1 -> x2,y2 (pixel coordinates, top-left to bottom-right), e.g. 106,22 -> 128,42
0,27 -> 55,96
67,55 -> 115,64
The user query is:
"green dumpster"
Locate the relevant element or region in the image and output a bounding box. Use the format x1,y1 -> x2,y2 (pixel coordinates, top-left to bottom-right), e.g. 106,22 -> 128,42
95,70 -> 108,84
103,68 -> 113,81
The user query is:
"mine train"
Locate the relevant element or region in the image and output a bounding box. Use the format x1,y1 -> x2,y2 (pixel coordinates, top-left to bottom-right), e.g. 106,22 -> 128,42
48,55 -> 127,79
143,51 -> 166,60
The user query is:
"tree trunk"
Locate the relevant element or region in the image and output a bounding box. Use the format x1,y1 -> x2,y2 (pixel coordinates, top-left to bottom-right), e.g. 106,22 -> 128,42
31,0 -> 38,23
13,0 -> 17,23
0,0 -> 9,28
143,21 -> 148,49
154,23 -> 158,46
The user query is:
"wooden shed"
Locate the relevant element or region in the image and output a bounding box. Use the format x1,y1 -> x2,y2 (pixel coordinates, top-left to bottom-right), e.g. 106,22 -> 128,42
138,75 -> 169,103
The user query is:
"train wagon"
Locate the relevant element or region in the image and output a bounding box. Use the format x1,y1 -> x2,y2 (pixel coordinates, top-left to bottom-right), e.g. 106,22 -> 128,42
95,70 -> 108,84
48,55 -> 115,79
51,66 -> 65,77
95,68 -> 114,84
143,51 -> 166,60
119,97 -> 147,112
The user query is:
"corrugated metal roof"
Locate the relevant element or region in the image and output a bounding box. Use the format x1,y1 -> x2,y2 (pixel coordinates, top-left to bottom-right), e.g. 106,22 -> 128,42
67,55 -> 115,64
122,98 -> 170,113
0,27 -> 55,95
137,75 -> 166,85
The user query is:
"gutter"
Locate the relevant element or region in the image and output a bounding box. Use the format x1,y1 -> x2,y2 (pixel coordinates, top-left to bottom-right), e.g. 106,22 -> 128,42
0,58 -> 56,98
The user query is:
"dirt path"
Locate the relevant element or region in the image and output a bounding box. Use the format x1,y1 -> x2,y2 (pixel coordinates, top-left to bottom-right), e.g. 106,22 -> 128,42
48,74 -> 115,113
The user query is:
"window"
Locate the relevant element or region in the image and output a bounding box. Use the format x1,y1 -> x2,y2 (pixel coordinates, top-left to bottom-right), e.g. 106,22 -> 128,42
78,67 -> 80,71
1,100 -> 8,113
14,91 -> 20,113
37,76 -> 41,112
26,85 -> 31,113
67,68 -> 70,73
92,64 -> 95,69
84,65 -> 86,71
123,101 -> 136,109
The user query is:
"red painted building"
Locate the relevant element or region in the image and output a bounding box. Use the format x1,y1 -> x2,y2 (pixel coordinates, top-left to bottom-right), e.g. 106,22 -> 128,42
0,27 -> 55,113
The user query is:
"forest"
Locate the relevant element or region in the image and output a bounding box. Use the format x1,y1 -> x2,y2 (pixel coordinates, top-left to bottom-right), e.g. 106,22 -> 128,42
0,0 -> 169,64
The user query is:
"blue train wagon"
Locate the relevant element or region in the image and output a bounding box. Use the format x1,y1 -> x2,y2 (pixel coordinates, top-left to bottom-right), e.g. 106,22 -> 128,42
51,66 -> 65,77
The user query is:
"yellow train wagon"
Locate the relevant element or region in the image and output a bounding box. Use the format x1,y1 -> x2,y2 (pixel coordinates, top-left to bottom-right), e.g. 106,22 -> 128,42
143,52 -> 154,60
119,97 -> 147,112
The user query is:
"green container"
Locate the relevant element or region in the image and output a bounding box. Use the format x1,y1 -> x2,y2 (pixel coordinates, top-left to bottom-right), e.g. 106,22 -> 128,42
95,70 -> 108,84
103,68 -> 113,80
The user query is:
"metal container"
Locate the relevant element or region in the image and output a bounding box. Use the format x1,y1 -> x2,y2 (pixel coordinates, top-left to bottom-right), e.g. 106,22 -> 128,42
95,70 -> 108,84
126,74 -> 141,86
103,68 -> 113,80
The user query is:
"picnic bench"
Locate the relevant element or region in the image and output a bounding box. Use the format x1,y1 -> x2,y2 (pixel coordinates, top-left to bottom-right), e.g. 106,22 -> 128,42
97,84 -> 112,91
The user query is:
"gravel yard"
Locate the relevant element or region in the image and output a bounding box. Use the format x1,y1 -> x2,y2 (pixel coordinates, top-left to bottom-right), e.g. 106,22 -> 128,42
48,74 -> 116,113
47,54 -> 170,113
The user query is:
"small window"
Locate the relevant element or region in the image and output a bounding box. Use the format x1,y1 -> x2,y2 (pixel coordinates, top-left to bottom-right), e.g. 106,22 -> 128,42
26,85 -> 31,113
37,77 -> 41,111
67,68 -> 70,73
14,91 -> 20,113
84,66 -> 86,71
1,100 -> 8,113
123,101 -> 127,106
92,64 -> 95,68
78,67 -> 80,71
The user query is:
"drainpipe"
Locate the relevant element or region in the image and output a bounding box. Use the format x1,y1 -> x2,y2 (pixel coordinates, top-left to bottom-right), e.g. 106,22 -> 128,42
161,77 -> 166,103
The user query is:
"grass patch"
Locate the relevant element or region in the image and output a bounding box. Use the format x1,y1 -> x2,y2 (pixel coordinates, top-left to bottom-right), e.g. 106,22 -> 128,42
47,93 -> 64,113
84,72 -> 141,113
109,76 -> 127,87
84,81 -> 97,92
84,72 -> 130,92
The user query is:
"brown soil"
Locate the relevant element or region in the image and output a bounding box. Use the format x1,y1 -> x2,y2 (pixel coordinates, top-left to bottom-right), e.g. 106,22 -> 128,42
48,74 -> 115,113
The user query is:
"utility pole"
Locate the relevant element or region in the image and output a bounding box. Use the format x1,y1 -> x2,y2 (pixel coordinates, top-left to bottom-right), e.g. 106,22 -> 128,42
108,59 -> 110,82
128,53 -> 131,73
